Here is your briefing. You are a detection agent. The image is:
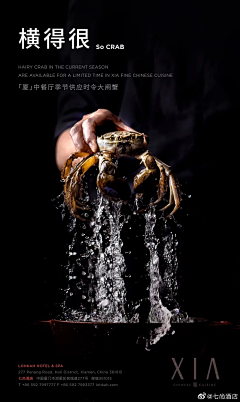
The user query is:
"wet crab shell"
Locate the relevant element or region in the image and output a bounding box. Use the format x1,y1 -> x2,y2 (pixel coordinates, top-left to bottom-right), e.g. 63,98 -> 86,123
61,130 -> 181,220
97,131 -> 149,156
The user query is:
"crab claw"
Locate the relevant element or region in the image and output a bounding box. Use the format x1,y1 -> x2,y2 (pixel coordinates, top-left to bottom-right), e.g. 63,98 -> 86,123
97,153 -> 131,200
133,152 -> 160,194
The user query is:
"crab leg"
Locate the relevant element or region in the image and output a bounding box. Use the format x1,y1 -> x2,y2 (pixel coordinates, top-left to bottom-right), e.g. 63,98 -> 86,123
154,157 -> 181,217
63,153 -> 99,182
97,152 -> 131,200
135,153 -> 181,217
133,151 -> 160,192
160,180 -> 174,210
161,175 -> 181,217
63,154 -> 99,220
135,158 -> 168,212
61,151 -> 92,180
148,161 -> 168,206
70,197 -> 90,222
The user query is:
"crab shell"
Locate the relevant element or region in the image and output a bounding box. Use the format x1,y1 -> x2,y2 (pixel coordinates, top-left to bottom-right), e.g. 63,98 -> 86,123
61,131 -> 181,220
96,131 -> 149,156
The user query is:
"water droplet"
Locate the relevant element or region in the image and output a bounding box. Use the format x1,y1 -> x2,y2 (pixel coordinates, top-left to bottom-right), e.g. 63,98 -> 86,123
55,193 -> 186,339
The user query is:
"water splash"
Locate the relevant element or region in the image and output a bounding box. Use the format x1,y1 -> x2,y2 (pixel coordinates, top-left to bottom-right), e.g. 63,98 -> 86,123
53,187 -> 187,346
57,193 -> 130,323
89,196 -> 128,322
144,208 -> 173,343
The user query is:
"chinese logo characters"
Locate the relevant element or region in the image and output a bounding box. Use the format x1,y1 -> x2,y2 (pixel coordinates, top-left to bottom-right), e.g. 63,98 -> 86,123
19,28 -> 90,49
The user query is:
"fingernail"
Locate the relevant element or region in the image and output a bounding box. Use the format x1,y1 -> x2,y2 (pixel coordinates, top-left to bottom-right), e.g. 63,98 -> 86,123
89,141 -> 98,152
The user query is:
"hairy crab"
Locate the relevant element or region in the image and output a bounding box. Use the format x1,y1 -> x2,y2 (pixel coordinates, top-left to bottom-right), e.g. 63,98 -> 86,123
61,131 -> 181,221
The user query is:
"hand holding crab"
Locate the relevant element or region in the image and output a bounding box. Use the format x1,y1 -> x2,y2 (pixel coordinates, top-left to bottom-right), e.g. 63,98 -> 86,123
61,130 -> 181,221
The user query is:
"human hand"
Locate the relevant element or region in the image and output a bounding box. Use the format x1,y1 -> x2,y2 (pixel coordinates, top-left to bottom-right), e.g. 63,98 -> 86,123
69,108 -> 138,154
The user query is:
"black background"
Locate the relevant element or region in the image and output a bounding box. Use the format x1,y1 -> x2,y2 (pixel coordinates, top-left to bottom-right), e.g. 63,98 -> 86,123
15,1 -> 240,400
16,0 -> 240,323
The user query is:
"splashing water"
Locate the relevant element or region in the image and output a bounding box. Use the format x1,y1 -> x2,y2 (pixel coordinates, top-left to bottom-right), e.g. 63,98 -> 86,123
144,208 -> 173,343
90,196 -> 128,322
57,192 -> 129,323
53,186 -> 188,347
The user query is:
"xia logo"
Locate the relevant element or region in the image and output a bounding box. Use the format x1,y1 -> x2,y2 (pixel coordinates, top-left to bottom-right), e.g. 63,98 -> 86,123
171,358 -> 220,380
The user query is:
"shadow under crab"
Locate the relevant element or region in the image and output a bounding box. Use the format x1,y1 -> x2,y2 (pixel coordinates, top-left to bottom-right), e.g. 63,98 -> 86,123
61,131 -> 181,221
